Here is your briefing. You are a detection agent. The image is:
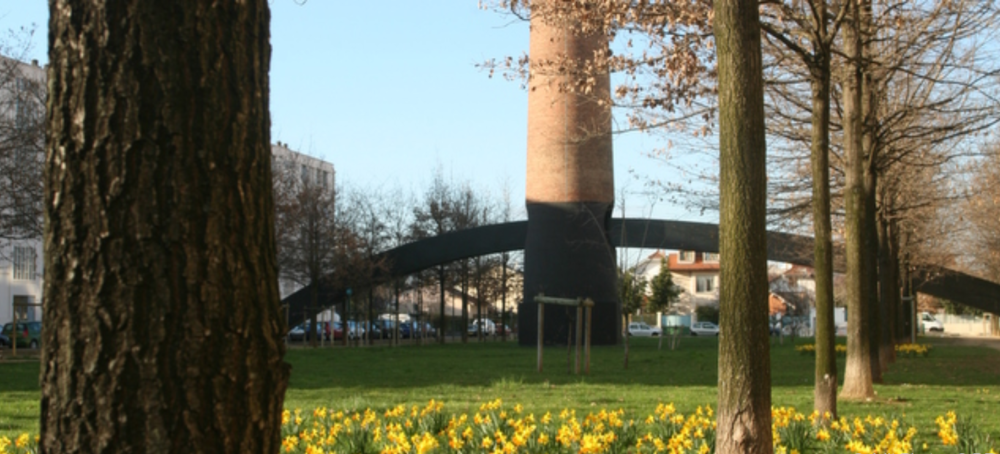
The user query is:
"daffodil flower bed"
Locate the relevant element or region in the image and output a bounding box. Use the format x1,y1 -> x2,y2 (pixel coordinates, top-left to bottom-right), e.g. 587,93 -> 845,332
894,344 -> 932,357
2,400 -> 993,454
794,344 -> 847,356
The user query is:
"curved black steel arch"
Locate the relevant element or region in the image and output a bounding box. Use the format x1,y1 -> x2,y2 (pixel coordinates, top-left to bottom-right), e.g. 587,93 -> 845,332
283,218 -> 1000,324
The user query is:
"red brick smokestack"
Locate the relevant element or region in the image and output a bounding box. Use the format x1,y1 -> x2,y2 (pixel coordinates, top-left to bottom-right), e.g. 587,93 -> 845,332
520,3 -> 619,346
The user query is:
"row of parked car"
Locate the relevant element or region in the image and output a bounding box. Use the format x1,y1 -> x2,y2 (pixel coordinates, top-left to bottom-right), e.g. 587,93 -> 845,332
287,319 -> 437,342
626,321 -> 721,337
467,319 -> 513,336
0,321 -> 43,349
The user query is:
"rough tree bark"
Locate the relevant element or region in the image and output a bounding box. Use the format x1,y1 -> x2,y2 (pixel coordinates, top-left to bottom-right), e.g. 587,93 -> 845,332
841,0 -> 877,400
41,1 -> 289,452
877,202 -> 897,364
713,0 -> 773,452
861,2 -> 883,379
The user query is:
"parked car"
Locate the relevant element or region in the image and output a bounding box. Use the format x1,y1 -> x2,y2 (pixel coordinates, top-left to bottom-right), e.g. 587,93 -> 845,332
496,324 -> 514,336
366,322 -> 383,340
345,321 -> 366,340
287,320 -> 340,342
690,321 -> 720,336
412,321 -> 436,338
377,319 -> 398,339
0,332 -> 9,348
920,312 -> 944,333
627,322 -> 661,337
1,321 -> 42,349
468,319 -> 496,336
397,321 -> 414,339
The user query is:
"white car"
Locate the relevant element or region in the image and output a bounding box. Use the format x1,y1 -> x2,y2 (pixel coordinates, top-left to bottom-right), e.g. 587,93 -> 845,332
920,312 -> 944,333
627,322 -> 661,337
690,321 -> 720,336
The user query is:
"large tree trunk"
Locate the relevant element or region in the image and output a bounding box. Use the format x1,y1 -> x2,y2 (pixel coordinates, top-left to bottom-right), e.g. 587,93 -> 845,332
809,26 -> 838,419
877,205 -> 897,364
840,0 -> 876,400
41,2 -> 289,452
623,314 -> 630,369
892,222 -> 908,342
861,15 -> 883,380
713,0 -> 773,452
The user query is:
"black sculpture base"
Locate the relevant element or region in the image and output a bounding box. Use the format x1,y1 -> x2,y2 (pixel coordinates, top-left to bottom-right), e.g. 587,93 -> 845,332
519,201 -> 620,346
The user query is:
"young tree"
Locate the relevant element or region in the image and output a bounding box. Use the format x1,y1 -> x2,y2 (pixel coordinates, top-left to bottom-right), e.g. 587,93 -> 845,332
349,187 -> 391,345
757,0 -> 847,418
618,269 -> 646,370
647,258 -> 681,350
714,0 -> 773,452
451,184 -> 482,343
41,2 -> 288,451
411,167 -> 457,344
382,185 -> 415,346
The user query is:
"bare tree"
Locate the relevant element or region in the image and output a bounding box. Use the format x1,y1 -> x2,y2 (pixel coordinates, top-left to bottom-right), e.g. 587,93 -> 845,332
348,186 -> 392,345
272,147 -> 339,347
0,34 -> 45,253
381,185 -> 415,346
451,184 -> 483,344
756,0 -> 849,418
411,166 -> 458,344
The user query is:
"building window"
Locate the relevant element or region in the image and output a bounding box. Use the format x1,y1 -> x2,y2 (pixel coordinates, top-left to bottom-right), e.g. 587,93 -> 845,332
301,165 -> 309,184
679,250 -> 695,263
704,252 -> 719,263
13,246 -> 36,280
696,275 -> 714,293
322,171 -> 329,188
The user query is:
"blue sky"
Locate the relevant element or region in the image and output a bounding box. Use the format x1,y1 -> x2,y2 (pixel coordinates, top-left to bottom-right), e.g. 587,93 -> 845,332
1,1 -> 709,224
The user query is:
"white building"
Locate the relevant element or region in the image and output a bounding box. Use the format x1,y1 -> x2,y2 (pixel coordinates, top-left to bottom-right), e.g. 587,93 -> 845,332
270,142 -> 335,299
0,56 -> 46,326
635,250 -> 721,315
271,142 -> 335,193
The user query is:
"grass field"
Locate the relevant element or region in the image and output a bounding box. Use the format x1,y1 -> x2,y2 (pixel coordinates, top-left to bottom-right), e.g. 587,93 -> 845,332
1,335 -> 998,447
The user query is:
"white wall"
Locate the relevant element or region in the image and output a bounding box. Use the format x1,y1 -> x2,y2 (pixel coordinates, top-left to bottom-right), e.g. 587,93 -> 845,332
0,240 -> 44,325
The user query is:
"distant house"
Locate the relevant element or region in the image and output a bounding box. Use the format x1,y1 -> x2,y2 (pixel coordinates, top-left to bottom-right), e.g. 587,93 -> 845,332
635,250 -> 720,315
634,251 -> 829,320
768,264 -> 818,316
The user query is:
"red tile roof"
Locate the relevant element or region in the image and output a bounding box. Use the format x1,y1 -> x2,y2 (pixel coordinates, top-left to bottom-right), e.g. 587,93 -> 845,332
666,252 -> 721,272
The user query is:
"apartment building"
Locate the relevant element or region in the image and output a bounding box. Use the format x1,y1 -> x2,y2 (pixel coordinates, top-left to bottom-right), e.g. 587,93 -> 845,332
271,142 -> 336,299
0,56 -> 46,326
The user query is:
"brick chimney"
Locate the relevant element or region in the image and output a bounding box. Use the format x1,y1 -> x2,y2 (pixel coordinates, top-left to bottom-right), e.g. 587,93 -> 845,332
520,1 -> 618,346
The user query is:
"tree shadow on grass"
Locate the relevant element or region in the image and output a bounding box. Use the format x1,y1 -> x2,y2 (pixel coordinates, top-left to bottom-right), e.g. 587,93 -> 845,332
285,336 -> 1000,391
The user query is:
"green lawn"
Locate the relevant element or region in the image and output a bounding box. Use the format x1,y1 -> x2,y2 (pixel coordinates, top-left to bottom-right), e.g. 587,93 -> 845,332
2,336 -> 998,447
